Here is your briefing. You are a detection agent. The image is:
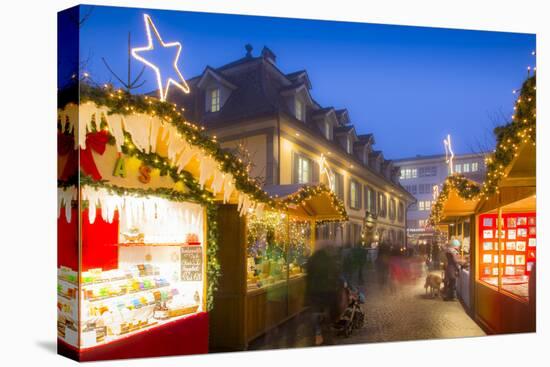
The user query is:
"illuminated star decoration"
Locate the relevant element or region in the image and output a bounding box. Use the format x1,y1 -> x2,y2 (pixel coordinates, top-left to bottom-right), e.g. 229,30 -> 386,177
319,154 -> 334,189
444,134 -> 454,175
131,14 -> 190,101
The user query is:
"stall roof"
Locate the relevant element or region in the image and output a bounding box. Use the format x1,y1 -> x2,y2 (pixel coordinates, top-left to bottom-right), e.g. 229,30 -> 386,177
263,184 -> 348,221
439,181 -> 480,224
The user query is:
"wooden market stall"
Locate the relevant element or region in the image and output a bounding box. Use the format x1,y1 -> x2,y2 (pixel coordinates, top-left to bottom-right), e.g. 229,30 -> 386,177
209,184 -> 347,351
436,183 -> 480,313
57,85 -> 272,361
430,74 -> 536,334
473,141 -> 536,334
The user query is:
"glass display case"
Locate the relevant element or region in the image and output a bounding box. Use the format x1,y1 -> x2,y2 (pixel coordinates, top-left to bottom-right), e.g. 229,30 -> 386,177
478,213 -> 536,300
245,212 -> 312,291
59,195 -> 207,349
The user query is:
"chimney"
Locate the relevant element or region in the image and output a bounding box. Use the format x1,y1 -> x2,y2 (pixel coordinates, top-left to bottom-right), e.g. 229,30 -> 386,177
245,43 -> 253,58
261,46 -> 276,64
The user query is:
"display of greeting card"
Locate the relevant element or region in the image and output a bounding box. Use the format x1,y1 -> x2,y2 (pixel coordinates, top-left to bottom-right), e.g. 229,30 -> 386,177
528,238 -> 536,247
484,267 -> 491,275
492,267 -> 499,276
508,229 -> 516,239
516,241 -> 526,251
505,266 -> 515,275
529,226 -> 536,235
517,217 -> 527,225
507,217 -> 517,228
483,242 -> 493,251
483,230 -> 493,239
483,218 -> 493,227
517,228 -> 527,238
528,217 -> 536,225
483,254 -> 492,264
506,255 -> 514,265
506,242 -> 516,251
515,255 -> 525,265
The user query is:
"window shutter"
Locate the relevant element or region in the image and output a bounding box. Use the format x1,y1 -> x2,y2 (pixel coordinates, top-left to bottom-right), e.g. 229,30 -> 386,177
292,152 -> 299,184
357,183 -> 362,210
312,159 -> 319,183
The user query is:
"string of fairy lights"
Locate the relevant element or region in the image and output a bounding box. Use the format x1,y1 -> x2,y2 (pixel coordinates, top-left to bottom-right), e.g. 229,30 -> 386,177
429,57 -> 536,226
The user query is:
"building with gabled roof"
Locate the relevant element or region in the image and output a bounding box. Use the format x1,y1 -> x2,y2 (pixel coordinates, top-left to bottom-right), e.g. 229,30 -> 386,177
171,45 -> 414,247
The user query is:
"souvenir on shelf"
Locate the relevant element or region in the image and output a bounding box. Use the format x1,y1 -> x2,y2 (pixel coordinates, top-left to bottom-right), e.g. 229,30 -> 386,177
483,218 -> 493,227
483,242 -> 493,251
483,230 -> 493,239
515,255 -> 525,265
507,217 -> 517,228
483,254 -> 492,264
506,242 -> 516,251
507,229 -> 516,240
517,217 -> 527,226
528,238 -> 536,247
528,217 -> 536,226
506,255 -> 515,265
517,228 -> 527,238
517,241 -> 527,251
529,227 -> 536,235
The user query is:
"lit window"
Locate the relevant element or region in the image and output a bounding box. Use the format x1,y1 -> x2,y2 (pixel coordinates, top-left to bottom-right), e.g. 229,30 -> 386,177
297,155 -> 311,183
472,162 -> 479,172
295,99 -> 304,121
411,168 -> 417,178
210,88 -> 220,112
346,138 -> 353,154
455,164 -> 462,173
463,163 -> 470,173
419,219 -> 427,228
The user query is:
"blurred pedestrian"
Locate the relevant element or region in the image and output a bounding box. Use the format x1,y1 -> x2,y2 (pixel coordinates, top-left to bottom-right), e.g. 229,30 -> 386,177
443,249 -> 459,301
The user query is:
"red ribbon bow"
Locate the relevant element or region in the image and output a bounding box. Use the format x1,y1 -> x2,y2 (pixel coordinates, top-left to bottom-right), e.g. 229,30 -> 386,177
58,131 -> 110,181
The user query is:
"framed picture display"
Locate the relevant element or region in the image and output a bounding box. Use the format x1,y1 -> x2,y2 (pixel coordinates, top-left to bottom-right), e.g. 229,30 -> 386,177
483,267 -> 491,275
529,226 -> 536,235
517,228 -> 527,238
495,229 -> 505,239
483,229 -> 493,239
506,255 -> 514,265
483,217 -> 493,227
517,217 -> 527,226
506,242 -> 516,251
515,255 -> 525,265
528,217 -> 536,225
492,267 -> 499,276
516,267 -> 525,275
507,217 -> 517,228
528,238 -> 536,247
508,229 -> 516,240
516,241 -> 526,251
483,254 -> 492,264
505,266 -> 515,275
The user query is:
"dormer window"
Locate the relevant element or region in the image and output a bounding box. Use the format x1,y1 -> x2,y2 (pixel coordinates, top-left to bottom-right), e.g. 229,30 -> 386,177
346,137 -> 352,154
324,121 -> 331,140
209,88 -> 220,112
295,99 -> 305,121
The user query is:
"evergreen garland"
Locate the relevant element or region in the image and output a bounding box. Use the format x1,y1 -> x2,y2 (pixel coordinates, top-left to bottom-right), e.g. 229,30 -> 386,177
430,74 -> 536,225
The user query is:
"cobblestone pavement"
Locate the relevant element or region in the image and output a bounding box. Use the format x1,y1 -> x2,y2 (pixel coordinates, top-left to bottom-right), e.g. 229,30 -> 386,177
248,262 -> 485,350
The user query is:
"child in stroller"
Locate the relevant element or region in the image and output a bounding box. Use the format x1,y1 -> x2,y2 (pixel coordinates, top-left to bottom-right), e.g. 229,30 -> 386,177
334,282 -> 365,337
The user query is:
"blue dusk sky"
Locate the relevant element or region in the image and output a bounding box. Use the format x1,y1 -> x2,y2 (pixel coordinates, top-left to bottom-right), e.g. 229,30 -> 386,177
72,5 -> 536,159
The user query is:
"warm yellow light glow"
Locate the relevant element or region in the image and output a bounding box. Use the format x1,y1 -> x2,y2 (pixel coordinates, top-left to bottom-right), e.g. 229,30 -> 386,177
131,14 -> 190,102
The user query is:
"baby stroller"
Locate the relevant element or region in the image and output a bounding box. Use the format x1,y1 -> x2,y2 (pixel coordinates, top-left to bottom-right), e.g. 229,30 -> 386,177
334,284 -> 365,337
